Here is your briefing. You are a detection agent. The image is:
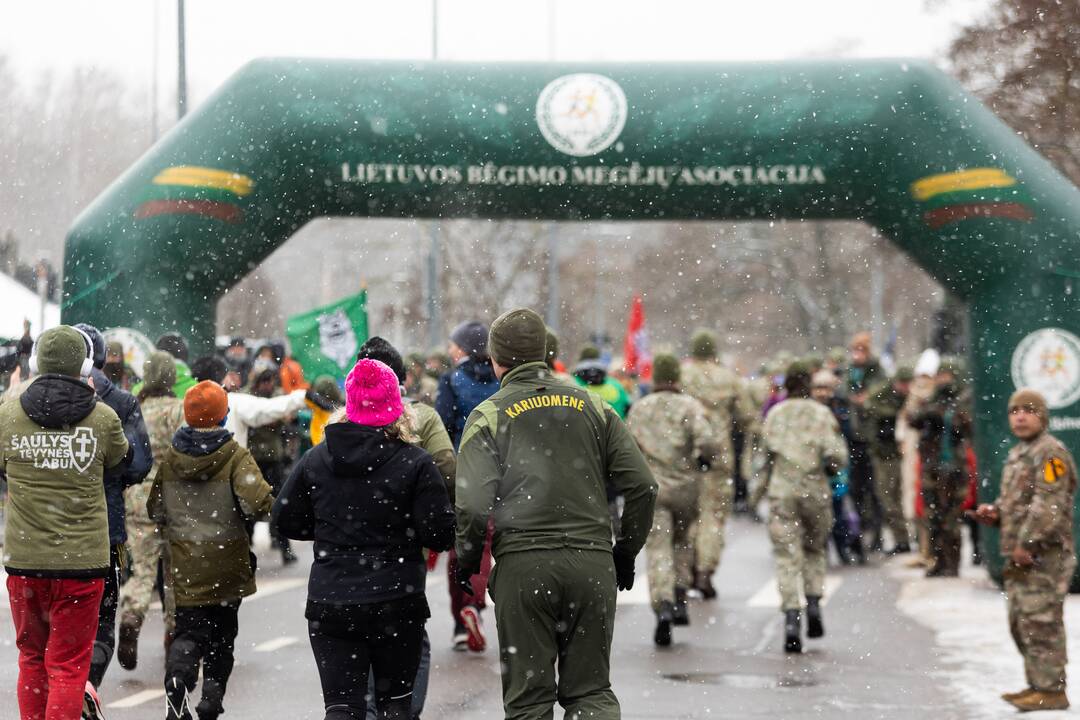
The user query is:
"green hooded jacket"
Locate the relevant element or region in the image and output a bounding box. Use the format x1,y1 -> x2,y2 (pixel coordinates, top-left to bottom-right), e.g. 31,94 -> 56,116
455,362 -> 657,572
0,375 -> 129,577
148,426 -> 273,606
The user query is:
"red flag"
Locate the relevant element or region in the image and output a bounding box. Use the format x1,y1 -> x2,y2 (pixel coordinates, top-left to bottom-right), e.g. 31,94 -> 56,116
623,294 -> 652,379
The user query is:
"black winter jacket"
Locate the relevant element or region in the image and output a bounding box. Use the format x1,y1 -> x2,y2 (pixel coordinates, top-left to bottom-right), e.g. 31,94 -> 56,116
91,368 -> 152,544
271,421 -> 455,605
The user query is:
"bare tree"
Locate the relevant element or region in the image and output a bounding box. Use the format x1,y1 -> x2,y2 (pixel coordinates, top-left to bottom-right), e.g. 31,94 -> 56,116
947,0 -> 1080,183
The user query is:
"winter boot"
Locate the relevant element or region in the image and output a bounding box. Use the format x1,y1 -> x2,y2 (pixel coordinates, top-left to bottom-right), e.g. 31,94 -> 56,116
886,543 -> 911,556
165,677 -> 193,720
460,605 -> 487,653
673,587 -> 690,626
654,601 -> 675,647
195,678 -> 224,720
281,538 -> 298,565
1008,689 -> 1069,712
1001,688 -> 1035,702
783,610 -> 802,654
694,570 -> 717,600
117,613 -> 142,670
806,595 -> 824,638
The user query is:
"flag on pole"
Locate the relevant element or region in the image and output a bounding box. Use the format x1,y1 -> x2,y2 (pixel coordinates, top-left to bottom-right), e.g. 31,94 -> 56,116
623,294 -> 652,380
286,290 -> 369,381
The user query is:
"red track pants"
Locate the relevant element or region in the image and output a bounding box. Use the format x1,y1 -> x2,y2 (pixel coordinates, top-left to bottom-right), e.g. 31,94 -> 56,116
7,576 -> 104,720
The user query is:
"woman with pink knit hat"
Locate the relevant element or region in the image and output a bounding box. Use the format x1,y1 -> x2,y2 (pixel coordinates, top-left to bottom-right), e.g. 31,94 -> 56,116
272,358 -> 455,720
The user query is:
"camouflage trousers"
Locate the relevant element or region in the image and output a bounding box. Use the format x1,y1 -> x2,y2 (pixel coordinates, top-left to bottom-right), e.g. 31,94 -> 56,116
870,453 -> 911,546
119,517 -> 175,633
646,483 -> 700,611
767,490 -> 832,612
694,469 -> 734,574
922,468 -> 967,575
1005,550 -> 1076,693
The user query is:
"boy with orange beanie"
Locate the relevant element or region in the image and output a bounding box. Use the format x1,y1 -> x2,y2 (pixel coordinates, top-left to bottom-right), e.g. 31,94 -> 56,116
148,380 -> 274,720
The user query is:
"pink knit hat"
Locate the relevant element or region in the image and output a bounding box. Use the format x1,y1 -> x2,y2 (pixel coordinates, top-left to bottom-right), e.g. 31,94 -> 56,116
345,358 -> 404,426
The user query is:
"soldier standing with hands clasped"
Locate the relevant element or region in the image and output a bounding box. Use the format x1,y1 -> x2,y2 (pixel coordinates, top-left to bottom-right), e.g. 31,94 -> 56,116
971,389 -> 1076,712
455,307 -> 657,720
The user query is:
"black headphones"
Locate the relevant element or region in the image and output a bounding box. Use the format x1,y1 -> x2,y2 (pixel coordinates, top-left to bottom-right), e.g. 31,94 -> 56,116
29,326 -> 95,378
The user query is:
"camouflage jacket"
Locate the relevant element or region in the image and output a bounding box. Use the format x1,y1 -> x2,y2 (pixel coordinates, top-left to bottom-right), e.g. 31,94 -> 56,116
908,383 -> 972,474
762,398 -> 848,498
627,389 -> 718,495
126,395 -> 185,523
680,360 -> 758,460
863,381 -> 907,458
995,431 -> 1077,558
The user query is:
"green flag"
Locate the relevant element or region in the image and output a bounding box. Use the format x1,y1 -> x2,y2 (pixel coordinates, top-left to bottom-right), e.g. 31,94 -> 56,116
286,290 -> 368,381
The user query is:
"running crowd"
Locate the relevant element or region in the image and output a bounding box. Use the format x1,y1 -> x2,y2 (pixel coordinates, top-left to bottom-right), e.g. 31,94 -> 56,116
0,312 -> 1075,718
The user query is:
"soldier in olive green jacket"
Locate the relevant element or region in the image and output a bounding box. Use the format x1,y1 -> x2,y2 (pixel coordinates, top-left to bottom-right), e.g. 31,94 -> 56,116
149,380 -> 273,720
456,308 -> 657,720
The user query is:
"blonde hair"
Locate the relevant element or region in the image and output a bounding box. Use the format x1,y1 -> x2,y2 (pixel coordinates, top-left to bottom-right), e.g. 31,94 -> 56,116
328,403 -> 419,444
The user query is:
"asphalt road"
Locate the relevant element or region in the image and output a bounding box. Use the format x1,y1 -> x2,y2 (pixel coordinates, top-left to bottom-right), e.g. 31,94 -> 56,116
0,517 -> 962,719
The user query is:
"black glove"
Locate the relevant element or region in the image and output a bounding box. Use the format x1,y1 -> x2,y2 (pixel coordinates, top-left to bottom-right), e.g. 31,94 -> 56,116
456,564 -> 476,596
613,548 -> 635,591
305,387 -> 337,412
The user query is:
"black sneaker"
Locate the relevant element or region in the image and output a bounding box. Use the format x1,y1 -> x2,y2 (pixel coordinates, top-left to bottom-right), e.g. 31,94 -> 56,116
165,677 -> 192,720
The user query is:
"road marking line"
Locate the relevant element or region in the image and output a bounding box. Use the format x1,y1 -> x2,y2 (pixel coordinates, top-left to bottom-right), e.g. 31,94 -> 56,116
106,689 -> 164,709
746,575 -> 843,609
753,617 -> 779,654
255,635 -> 299,653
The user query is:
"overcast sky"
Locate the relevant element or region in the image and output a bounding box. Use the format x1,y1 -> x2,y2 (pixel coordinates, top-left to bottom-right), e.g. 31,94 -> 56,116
2,0 -> 990,109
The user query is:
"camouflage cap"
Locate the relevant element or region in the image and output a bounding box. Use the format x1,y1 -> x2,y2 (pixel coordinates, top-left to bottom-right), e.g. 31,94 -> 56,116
545,328 -> 559,363
690,329 -> 717,359
579,344 -> 601,361
652,353 -> 681,385
1009,388 -> 1049,428
893,365 -> 915,382
142,350 -> 177,393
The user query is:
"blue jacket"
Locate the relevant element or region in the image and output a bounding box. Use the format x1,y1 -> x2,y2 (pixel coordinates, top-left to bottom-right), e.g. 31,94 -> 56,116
435,358 -> 499,448
91,369 -> 153,544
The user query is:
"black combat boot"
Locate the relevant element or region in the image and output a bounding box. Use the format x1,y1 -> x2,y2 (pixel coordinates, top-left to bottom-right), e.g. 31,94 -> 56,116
654,601 -> 675,647
673,587 -> 690,626
783,610 -> 802,653
195,678 -> 224,720
806,595 -> 824,638
694,570 -> 718,600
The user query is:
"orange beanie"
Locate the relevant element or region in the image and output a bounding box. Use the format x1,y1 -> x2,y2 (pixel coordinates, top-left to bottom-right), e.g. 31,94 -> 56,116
184,380 -> 230,428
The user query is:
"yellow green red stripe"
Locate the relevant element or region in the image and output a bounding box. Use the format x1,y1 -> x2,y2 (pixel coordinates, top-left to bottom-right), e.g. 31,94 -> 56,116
152,166 -> 254,197
910,168 -> 1015,202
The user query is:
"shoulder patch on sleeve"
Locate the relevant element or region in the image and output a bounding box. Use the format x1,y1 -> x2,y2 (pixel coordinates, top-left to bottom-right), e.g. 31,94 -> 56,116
1044,457 -> 1067,484
460,400 -> 498,450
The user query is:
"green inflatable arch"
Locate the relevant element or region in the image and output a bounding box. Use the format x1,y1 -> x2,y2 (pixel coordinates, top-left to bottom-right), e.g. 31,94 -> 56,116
64,59 -> 1080,579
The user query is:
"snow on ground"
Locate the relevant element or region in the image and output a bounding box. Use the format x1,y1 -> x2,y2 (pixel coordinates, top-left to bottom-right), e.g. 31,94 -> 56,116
891,554 -> 1079,718
0,272 -> 59,339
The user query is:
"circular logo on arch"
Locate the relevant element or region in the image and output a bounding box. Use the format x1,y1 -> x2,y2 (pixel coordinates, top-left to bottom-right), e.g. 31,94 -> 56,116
1011,328 -> 1080,409
536,73 -> 627,157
